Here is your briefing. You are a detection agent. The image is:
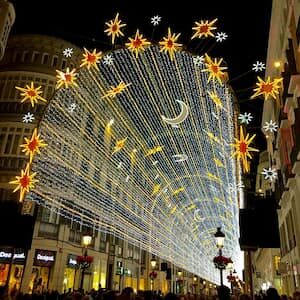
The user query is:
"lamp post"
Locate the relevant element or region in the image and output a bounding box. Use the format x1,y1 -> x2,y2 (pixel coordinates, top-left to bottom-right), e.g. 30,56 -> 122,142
78,234 -> 92,292
193,275 -> 198,294
214,227 -> 225,286
150,255 -> 157,290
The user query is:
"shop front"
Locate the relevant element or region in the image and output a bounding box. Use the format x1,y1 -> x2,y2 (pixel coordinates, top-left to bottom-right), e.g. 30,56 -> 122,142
0,248 -> 26,291
29,250 -> 56,294
63,254 -> 78,292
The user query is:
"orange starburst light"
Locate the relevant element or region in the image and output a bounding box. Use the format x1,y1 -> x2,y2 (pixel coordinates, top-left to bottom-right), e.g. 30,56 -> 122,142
15,82 -> 47,107
9,163 -> 38,202
250,76 -> 283,101
231,126 -> 259,173
56,68 -> 78,89
102,82 -> 131,99
20,128 -> 47,163
80,48 -> 102,70
104,13 -> 126,44
159,28 -> 182,61
112,137 -> 127,155
125,30 -> 151,58
191,18 -> 217,39
202,54 -> 227,85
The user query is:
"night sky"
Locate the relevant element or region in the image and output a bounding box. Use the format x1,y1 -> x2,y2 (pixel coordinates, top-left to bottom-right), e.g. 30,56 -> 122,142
10,0 -> 272,186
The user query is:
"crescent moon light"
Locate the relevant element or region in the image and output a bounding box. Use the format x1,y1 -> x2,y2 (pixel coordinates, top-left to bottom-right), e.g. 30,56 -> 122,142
194,209 -> 205,222
161,100 -> 189,125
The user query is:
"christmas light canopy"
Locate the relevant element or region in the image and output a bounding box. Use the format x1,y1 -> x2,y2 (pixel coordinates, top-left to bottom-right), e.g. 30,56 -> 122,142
28,44 -> 241,283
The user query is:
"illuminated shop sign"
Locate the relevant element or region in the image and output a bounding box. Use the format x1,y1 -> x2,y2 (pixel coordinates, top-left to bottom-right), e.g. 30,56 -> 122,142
34,250 -> 56,267
67,254 -> 78,268
0,248 -> 26,263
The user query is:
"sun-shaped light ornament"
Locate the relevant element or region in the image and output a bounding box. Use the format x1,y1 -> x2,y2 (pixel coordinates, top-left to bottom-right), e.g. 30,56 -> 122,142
191,19 -> 217,39
202,54 -> 227,85
80,48 -> 102,70
102,81 -> 131,99
125,30 -> 151,58
15,82 -> 47,107
56,68 -> 78,89
20,128 -> 47,163
250,76 -> 283,101
159,27 -> 182,61
231,126 -> 259,173
104,13 -> 126,44
9,163 -> 38,202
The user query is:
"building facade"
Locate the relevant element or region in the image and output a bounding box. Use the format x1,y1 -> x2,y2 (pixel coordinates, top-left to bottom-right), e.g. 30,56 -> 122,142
261,0 -> 300,296
0,0 -> 15,61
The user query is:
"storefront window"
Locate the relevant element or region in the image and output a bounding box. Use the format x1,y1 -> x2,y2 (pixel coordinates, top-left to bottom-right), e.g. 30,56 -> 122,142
29,250 -> 56,294
63,254 -> 78,292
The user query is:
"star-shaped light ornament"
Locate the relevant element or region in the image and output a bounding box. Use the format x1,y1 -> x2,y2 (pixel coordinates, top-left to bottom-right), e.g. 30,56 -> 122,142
80,48 -> 102,70
20,128 -> 47,163
263,120 -> 278,133
208,91 -> 223,110
238,112 -> 253,125
193,55 -> 205,66
9,163 -> 38,202
261,167 -> 277,182
23,112 -> 35,123
63,48 -> 73,58
68,103 -> 77,113
56,68 -> 78,89
15,82 -> 47,107
231,126 -> 259,173
125,30 -> 151,58
202,54 -> 227,85
251,76 -> 283,101
102,82 -> 131,99
191,18 -> 217,39
112,137 -> 127,155
252,61 -> 265,72
215,32 -> 228,42
104,13 -> 126,44
103,54 -> 114,66
151,15 -> 161,26
159,28 -> 182,61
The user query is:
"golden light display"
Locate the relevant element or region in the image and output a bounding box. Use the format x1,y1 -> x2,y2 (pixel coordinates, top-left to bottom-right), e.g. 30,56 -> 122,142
56,68 -> 78,89
231,126 -> 259,173
80,48 -> 102,70
250,76 -> 283,101
9,163 -> 38,202
125,29 -> 151,58
20,128 -> 47,163
202,54 -> 227,85
15,82 -> 47,107
159,27 -> 182,60
104,13 -> 126,44
112,137 -> 127,155
191,19 -> 218,39
101,81 -> 131,99
27,42 -> 241,282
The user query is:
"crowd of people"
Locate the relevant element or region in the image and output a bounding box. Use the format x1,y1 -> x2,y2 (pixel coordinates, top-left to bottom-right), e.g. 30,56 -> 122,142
1,286 -> 300,300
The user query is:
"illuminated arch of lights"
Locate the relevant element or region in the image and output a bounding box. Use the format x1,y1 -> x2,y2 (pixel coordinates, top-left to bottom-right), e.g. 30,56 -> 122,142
28,45 -> 241,283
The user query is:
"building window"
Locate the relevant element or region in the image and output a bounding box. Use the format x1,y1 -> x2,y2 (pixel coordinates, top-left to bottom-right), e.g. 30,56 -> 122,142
52,56 -> 58,67
22,51 -> 29,62
42,53 -> 49,65
32,52 -> 40,63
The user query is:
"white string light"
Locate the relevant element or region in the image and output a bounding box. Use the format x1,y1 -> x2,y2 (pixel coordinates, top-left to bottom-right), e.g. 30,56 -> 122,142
30,46 -> 241,283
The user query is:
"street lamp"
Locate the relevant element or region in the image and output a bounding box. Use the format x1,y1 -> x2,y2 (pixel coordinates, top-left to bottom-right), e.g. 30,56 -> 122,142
214,227 -> 225,286
150,255 -> 157,269
78,233 -> 92,292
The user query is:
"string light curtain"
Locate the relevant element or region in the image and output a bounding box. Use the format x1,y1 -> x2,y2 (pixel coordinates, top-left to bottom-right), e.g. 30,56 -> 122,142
29,46 -> 240,283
